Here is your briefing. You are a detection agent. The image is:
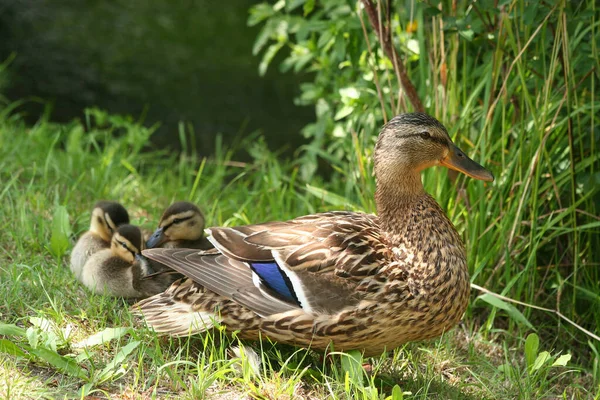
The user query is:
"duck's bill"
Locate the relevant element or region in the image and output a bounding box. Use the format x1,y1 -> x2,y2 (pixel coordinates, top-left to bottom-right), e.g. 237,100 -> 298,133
146,227 -> 166,248
440,143 -> 494,182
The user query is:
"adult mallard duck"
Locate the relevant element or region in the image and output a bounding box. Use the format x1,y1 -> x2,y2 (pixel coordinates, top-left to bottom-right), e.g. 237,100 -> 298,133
146,202 -> 212,250
136,113 -> 493,356
70,201 -> 130,280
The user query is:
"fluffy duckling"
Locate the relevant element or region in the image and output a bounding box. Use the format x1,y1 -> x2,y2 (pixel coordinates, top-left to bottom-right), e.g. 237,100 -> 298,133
70,201 -> 129,280
79,224 -> 181,298
146,202 -> 212,250
80,224 -> 147,298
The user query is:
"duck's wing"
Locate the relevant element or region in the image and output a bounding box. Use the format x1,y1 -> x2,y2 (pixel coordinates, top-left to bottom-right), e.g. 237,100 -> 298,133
141,249 -> 298,317
143,212 -> 392,316
210,211 -> 391,278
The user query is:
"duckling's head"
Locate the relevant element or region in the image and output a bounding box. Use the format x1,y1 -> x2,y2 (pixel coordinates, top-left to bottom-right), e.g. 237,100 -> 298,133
111,224 -> 143,263
90,201 -> 130,242
146,202 -> 205,248
374,113 -> 493,195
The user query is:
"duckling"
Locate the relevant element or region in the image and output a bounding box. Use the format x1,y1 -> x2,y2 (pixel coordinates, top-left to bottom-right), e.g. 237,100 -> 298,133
79,224 -> 182,298
79,224 -> 147,298
70,201 -> 129,280
146,202 -> 212,250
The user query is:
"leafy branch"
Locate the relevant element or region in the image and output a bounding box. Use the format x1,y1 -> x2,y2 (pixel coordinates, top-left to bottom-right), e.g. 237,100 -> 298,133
358,0 -> 424,113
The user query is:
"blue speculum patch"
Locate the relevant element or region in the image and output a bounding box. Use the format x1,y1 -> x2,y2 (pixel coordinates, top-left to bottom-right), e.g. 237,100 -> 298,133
250,262 -> 299,305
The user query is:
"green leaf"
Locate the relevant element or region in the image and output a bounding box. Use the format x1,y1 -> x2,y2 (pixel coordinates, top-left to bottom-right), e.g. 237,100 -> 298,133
73,327 -> 131,349
0,323 -> 27,337
305,185 -> 354,208
96,341 -> 140,383
285,0 -> 305,12
477,293 -> 534,329
0,339 -> 29,358
524,333 -> 539,368
552,354 -> 571,367
303,0 -> 315,16
248,3 -> 276,27
26,327 -> 39,349
78,383 -> 95,398
531,351 -> 551,371
459,29 -> 474,41
334,105 -> 354,120
29,347 -> 88,379
391,384 -> 404,400
340,350 -> 364,387
30,317 -> 54,332
259,42 -> 285,76
497,363 -> 511,374
253,22 -> 275,55
49,205 -> 72,258
30,317 -> 62,352
339,87 -> 360,100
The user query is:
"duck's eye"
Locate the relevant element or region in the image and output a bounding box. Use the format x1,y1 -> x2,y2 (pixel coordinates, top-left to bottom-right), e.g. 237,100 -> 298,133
420,131 -> 431,140
173,218 -> 183,224
120,242 -> 128,249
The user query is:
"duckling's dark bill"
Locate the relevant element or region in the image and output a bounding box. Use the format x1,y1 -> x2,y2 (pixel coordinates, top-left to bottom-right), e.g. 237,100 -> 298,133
440,143 -> 494,182
146,227 -> 165,248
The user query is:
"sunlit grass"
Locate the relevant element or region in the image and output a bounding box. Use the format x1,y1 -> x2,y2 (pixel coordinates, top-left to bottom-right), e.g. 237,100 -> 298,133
0,0 -> 599,397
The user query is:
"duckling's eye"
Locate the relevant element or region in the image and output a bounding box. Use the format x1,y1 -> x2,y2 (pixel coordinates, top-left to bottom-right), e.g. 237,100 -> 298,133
420,131 -> 431,140
173,218 -> 183,224
120,241 -> 128,249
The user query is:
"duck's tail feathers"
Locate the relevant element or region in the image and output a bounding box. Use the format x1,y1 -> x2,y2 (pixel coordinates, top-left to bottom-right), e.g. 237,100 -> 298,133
132,279 -> 219,336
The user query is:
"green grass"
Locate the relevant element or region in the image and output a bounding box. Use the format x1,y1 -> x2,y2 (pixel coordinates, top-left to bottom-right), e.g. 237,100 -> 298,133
1,0 -> 600,397
0,104 -> 596,399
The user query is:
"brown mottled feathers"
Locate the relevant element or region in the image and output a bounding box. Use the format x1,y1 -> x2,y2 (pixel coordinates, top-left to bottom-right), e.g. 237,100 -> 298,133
144,211 -> 386,314
209,211 -> 390,278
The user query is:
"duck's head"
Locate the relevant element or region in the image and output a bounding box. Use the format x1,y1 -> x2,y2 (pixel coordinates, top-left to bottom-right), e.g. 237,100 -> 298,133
146,202 -> 205,248
110,224 -> 143,263
90,201 -> 130,242
374,113 -> 493,195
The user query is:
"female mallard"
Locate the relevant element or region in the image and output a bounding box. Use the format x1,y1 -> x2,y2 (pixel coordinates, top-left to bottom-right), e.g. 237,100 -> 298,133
136,113 -> 493,356
70,201 -> 130,280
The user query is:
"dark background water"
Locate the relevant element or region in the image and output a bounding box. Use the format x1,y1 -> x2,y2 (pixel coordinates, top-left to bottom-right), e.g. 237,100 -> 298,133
0,0 -> 312,156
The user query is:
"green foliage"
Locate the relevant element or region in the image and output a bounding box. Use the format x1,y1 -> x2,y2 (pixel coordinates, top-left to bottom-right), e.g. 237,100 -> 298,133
250,0 -> 600,375
497,333 -> 574,398
0,0 -> 311,152
477,293 -> 533,329
48,205 -> 72,259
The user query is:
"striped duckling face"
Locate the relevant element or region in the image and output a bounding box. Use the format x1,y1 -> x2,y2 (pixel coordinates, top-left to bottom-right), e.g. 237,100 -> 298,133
111,224 -> 144,263
146,202 -> 205,248
374,113 -> 494,182
89,201 -> 130,242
